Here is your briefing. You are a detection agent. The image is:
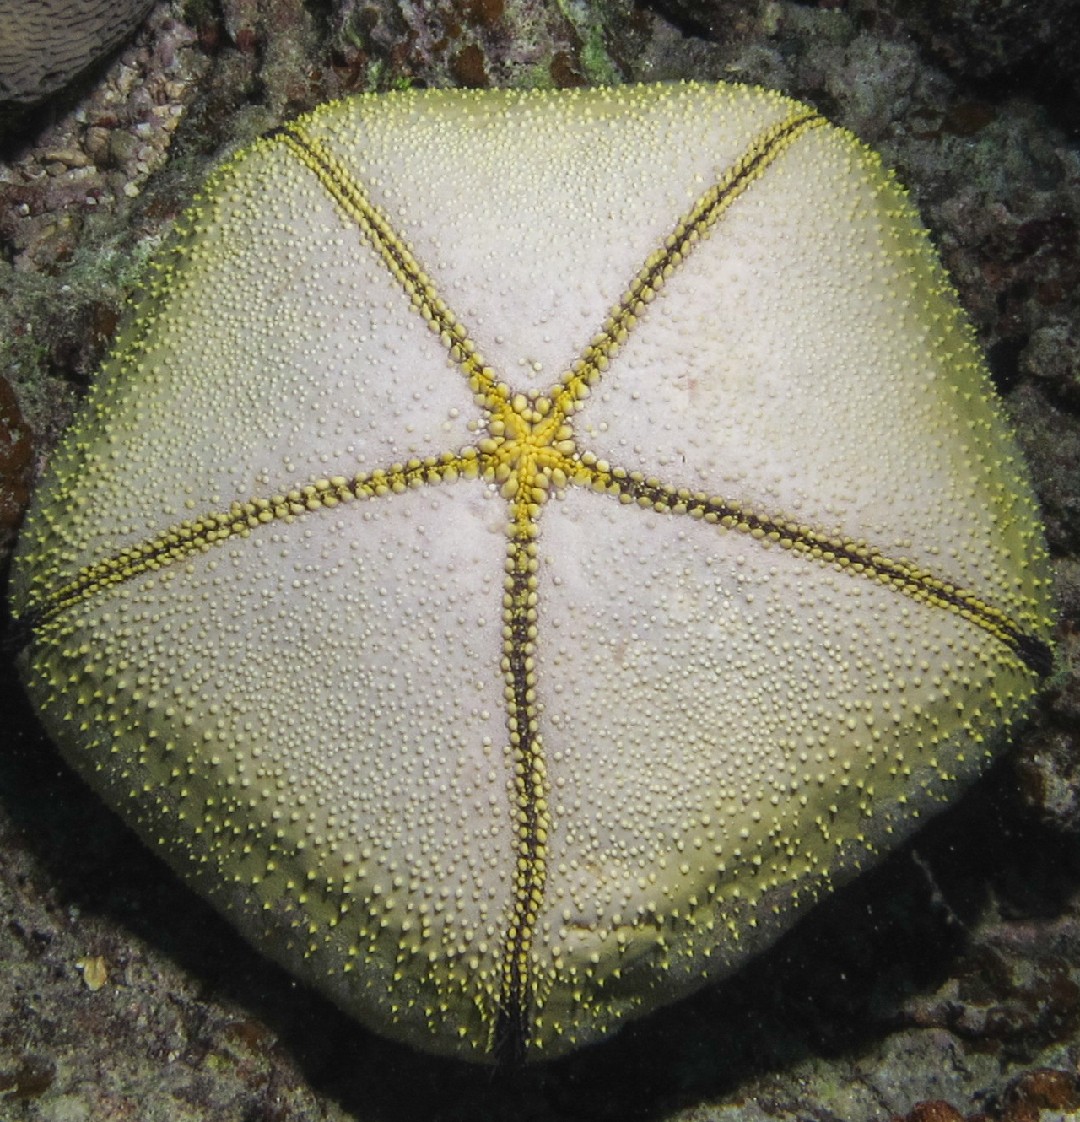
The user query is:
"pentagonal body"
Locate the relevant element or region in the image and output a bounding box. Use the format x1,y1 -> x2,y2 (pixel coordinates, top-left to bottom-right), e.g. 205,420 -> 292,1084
11,83 -> 1053,1061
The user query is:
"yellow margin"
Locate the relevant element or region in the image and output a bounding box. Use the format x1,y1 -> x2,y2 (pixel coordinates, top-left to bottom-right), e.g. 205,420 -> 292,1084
23,106 -> 1053,1060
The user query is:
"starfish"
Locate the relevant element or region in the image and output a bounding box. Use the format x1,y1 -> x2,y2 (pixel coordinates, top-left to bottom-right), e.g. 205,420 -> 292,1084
11,83 -> 1054,1062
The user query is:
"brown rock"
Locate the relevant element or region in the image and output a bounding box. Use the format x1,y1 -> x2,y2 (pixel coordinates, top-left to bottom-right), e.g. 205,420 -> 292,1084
0,374 -> 33,550
1001,1067 -> 1080,1114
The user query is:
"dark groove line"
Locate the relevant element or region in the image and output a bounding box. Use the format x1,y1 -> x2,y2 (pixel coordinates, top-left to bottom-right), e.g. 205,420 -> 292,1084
592,465 -> 1053,678
494,519 -> 547,1066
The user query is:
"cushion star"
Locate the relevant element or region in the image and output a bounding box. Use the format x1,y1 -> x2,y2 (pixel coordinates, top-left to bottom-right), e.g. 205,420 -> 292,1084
10,82 -> 1055,1063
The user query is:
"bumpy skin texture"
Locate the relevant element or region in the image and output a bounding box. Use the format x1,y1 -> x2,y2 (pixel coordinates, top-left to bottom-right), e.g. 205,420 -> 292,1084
10,83 -> 1055,1062
0,0 -> 155,104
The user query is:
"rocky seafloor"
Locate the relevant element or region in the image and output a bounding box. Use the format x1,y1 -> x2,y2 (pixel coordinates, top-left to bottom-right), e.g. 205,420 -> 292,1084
1,1 -> 1079,1120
